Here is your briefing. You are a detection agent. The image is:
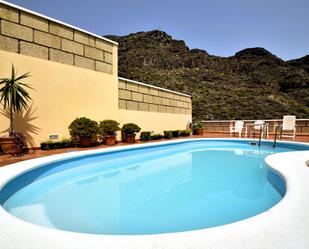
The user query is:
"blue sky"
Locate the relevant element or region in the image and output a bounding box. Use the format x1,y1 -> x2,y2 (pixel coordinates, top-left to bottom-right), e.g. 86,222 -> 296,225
7,0 -> 309,60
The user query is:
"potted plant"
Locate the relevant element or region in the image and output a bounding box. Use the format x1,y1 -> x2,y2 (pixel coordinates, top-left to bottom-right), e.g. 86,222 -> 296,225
140,131 -> 151,142
0,65 -> 32,155
99,120 -> 120,145
194,121 -> 204,135
121,123 -> 141,143
68,117 -> 98,147
164,130 -> 173,139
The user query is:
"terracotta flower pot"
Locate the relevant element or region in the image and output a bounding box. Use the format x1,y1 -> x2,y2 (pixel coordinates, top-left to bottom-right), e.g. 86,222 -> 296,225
79,137 -> 92,147
125,134 -> 136,144
195,128 -> 204,136
105,135 -> 116,145
0,137 -> 15,154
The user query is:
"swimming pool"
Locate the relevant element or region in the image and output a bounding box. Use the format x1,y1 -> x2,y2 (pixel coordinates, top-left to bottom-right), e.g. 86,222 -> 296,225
1,139 -> 308,236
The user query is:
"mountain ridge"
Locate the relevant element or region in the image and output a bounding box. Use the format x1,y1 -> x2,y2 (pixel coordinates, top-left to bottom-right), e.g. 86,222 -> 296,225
106,30 -> 309,120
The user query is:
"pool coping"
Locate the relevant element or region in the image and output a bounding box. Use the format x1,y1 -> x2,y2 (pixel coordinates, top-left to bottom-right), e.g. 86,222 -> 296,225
0,138 -> 308,249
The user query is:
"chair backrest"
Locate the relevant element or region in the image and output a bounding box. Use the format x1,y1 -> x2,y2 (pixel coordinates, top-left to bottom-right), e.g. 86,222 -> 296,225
254,120 -> 264,130
234,121 -> 244,132
282,115 -> 296,130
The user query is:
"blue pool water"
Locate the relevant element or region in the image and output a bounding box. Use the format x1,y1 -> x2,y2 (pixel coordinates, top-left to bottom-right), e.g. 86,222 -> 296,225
0,140 -> 307,235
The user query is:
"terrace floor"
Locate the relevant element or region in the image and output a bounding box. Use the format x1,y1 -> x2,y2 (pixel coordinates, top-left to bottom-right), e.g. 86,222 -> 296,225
0,132 -> 308,167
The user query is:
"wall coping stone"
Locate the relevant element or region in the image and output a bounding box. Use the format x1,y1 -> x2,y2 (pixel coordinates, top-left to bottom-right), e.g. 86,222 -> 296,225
118,77 -> 191,98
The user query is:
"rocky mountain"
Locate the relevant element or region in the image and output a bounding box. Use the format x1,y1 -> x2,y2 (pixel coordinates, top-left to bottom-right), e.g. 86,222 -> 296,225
106,30 -> 309,120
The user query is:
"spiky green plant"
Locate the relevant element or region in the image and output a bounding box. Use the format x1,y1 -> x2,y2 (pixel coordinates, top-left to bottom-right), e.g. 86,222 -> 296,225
0,65 -> 32,135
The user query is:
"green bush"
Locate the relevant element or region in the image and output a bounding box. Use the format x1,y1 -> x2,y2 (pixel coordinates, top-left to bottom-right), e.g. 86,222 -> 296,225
164,130 -> 173,139
40,138 -> 72,150
68,117 -> 98,138
172,130 -> 180,137
179,130 -> 191,136
99,120 -> 120,136
193,121 -> 204,129
122,123 -> 141,134
140,131 -> 151,142
193,121 -> 204,134
150,134 -> 164,140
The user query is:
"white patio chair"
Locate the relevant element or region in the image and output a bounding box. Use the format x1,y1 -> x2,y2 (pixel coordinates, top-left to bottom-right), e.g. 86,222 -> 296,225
251,120 -> 266,138
230,121 -> 244,138
279,115 -> 296,140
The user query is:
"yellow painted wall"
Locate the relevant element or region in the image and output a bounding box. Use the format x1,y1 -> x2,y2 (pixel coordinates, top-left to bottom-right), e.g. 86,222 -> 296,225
0,50 -> 191,147
116,109 -> 191,135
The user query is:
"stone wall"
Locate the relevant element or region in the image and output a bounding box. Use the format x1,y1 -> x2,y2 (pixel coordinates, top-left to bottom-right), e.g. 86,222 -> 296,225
118,78 -> 192,115
0,2 -> 116,74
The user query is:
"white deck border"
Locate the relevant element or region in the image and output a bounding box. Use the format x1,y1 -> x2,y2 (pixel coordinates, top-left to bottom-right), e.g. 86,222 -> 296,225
0,138 -> 308,249
0,0 -> 118,46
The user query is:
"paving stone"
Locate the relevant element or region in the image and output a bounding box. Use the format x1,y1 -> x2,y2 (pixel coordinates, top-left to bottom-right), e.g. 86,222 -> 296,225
118,99 -> 126,109
118,80 -> 126,89
85,45 -> 103,61
34,30 -> 61,49
50,48 -> 74,65
132,92 -> 143,102
127,82 -> 139,92
0,35 -> 18,53
74,55 -> 95,70
95,61 -> 112,74
20,41 -> 48,59
50,22 -> 73,40
127,101 -> 138,111
119,89 -> 131,100
1,20 -> 33,42
0,4 -> 19,23
143,94 -> 154,103
95,38 -> 113,52
74,30 -> 95,46
104,52 -> 113,64
61,38 -> 84,55
20,12 -> 48,32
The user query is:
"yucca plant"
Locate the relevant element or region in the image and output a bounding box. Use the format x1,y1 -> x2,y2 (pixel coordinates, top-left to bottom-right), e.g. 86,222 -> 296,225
0,65 -> 32,135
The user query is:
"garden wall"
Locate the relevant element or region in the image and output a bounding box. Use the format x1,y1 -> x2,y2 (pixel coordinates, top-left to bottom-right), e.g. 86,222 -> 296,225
0,2 -> 192,148
0,1 -> 117,75
118,78 -> 191,115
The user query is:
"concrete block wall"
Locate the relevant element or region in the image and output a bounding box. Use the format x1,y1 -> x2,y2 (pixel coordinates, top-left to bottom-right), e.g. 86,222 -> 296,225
0,2 -> 116,74
118,78 -> 192,115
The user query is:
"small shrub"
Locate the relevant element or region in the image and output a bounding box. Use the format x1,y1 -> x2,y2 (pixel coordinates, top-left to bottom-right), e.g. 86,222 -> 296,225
193,121 -> 204,135
172,130 -> 180,137
60,138 -> 72,148
99,120 -> 120,136
150,134 -> 164,140
164,130 -> 173,139
122,123 -> 141,134
69,117 -> 98,138
140,131 -> 151,142
193,121 -> 204,129
179,130 -> 191,136
40,138 -> 72,150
